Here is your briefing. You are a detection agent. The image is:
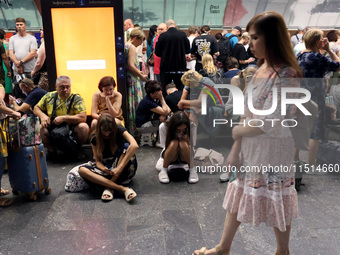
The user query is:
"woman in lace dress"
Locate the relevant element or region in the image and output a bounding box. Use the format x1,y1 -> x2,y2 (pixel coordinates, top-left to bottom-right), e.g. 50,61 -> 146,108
193,12 -> 301,255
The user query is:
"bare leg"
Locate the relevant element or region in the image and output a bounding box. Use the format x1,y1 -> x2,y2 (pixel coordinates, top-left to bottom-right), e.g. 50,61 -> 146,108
193,212 -> 241,255
178,140 -> 192,167
74,123 -> 90,145
308,139 -> 319,167
40,127 -> 54,152
90,119 -> 98,135
273,225 -> 291,255
163,140 -> 179,168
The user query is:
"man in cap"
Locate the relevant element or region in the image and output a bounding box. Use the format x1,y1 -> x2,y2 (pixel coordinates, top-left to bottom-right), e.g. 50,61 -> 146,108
224,26 -> 242,51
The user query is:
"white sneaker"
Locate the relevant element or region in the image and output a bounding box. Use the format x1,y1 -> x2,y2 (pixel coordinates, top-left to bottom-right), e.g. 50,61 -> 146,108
158,171 -> 170,184
156,157 -> 163,171
188,171 -> 199,184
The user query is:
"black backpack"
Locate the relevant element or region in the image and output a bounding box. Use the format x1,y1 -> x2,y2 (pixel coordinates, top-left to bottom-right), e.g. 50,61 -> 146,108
216,34 -> 237,63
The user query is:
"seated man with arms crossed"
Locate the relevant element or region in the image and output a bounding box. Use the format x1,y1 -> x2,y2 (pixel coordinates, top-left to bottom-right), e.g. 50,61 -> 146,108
34,75 -> 89,159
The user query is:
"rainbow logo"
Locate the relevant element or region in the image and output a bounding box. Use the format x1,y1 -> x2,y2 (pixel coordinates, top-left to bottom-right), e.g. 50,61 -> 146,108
198,82 -> 223,106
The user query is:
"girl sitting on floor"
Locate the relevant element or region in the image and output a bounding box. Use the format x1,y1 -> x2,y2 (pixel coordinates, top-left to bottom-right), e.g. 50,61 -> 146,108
158,111 -> 198,184
79,114 -> 138,202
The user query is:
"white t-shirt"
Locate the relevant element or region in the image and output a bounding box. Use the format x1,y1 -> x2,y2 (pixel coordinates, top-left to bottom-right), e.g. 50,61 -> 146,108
9,34 -> 37,72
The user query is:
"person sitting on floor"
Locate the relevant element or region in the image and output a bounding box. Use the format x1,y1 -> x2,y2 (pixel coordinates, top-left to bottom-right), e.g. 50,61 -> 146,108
9,78 -> 47,114
135,80 -> 171,129
164,82 -> 183,113
78,114 -> 138,202
33,75 -> 89,159
158,111 -> 198,184
90,76 -> 123,133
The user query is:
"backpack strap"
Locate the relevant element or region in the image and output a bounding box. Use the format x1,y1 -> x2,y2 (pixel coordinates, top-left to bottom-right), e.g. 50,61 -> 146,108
67,94 -> 77,115
51,93 -> 77,120
227,34 -> 237,39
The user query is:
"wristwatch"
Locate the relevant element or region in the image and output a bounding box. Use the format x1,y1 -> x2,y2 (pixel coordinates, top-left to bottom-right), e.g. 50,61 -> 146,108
20,60 -> 24,65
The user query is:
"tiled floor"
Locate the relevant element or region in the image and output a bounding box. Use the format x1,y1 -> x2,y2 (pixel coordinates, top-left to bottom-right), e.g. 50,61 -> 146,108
0,136 -> 340,255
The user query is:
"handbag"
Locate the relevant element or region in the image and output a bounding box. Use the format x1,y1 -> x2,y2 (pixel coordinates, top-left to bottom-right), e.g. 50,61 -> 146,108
65,164 -> 90,192
18,114 -> 41,145
147,52 -> 154,66
49,93 -> 79,153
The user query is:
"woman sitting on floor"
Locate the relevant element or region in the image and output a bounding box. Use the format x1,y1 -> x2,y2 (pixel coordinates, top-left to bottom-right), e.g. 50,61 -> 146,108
90,76 -> 123,133
158,111 -> 198,184
79,114 -> 138,202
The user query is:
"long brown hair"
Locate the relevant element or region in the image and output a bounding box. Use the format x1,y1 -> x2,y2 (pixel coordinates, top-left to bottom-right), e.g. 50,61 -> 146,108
93,114 -> 118,159
246,11 -> 302,77
165,111 -> 190,149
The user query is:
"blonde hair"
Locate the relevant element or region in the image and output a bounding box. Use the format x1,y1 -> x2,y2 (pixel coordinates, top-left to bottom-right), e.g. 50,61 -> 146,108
181,70 -> 203,87
201,54 -> 217,74
304,29 -> 323,49
241,32 -> 250,40
130,27 -> 146,41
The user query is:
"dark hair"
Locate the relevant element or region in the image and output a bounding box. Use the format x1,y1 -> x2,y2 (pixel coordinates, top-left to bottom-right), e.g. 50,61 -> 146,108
225,57 -> 239,70
98,76 -> 116,92
0,29 -> 5,40
147,25 -> 157,46
327,30 -> 338,42
20,78 -> 34,87
215,32 -> 222,40
165,111 -> 190,149
246,11 -> 302,77
15,17 -> 26,24
200,25 -> 210,34
145,80 -> 162,96
93,114 -> 118,159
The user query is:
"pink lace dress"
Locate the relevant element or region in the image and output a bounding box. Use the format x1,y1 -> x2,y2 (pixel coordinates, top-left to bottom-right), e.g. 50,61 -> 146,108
223,67 -> 299,232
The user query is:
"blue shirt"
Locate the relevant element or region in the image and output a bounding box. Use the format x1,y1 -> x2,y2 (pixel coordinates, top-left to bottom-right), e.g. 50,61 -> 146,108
25,87 -> 47,107
135,95 -> 160,127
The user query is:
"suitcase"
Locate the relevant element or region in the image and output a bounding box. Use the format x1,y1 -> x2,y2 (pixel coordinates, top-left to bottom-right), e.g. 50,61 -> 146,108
7,143 -> 51,200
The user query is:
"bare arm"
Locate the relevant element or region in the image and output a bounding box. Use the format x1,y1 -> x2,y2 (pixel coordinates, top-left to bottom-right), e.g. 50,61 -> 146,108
106,92 -> 122,117
150,95 -> 170,115
53,111 -> 87,126
21,49 -> 37,64
111,131 -> 139,176
31,42 -> 46,76
91,92 -> 100,120
33,105 -> 50,129
127,45 -> 147,82
9,49 -> 20,67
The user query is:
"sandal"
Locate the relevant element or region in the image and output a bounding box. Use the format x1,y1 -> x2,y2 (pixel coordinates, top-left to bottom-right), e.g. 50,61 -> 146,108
0,188 -> 9,196
124,188 -> 137,202
0,197 -> 12,207
101,189 -> 114,201
193,245 -> 229,255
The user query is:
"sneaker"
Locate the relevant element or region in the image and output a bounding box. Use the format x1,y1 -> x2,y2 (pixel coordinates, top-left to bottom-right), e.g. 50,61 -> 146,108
219,173 -> 229,183
156,157 -> 163,171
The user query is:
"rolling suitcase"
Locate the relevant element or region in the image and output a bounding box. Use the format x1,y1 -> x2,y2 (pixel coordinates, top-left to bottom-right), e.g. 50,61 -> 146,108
7,143 -> 51,200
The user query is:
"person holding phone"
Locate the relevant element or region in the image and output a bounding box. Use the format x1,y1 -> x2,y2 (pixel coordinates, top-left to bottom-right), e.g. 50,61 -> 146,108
78,114 -> 138,202
158,111 -> 198,184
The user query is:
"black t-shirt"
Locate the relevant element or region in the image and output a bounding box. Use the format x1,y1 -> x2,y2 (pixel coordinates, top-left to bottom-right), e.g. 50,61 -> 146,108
191,34 -> 219,70
165,90 -> 182,113
232,43 -> 248,70
135,95 -> 160,127
90,125 -> 127,159
25,87 -> 47,107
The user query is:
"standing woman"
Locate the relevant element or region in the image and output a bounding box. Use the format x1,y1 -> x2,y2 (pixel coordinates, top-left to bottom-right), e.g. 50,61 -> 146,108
146,25 -> 157,80
125,28 -> 148,136
193,12 -> 301,255
0,84 -> 21,207
296,29 -> 340,171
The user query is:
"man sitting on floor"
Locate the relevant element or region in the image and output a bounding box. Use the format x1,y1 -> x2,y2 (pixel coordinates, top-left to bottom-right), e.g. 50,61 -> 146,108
33,75 -> 89,159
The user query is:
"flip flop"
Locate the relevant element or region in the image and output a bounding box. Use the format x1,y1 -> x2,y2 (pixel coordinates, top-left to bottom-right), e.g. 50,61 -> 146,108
101,189 -> 114,201
0,198 -> 12,207
0,188 -> 9,196
124,188 -> 137,202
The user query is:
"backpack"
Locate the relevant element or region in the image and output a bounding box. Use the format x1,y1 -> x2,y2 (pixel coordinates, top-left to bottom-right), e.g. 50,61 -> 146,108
216,34 -> 237,63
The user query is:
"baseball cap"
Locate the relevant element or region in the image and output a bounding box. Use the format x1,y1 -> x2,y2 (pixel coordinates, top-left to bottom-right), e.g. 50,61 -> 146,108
233,26 -> 242,34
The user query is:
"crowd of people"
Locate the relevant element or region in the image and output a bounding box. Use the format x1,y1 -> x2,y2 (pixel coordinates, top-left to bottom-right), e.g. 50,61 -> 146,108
0,11 -> 340,255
